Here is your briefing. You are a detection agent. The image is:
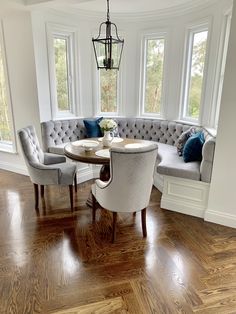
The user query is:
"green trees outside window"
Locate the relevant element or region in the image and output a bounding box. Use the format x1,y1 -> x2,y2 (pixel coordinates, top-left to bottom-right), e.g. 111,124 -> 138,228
0,42 -> 12,143
54,37 -> 70,112
144,38 -> 165,114
186,30 -> 208,119
100,69 -> 118,112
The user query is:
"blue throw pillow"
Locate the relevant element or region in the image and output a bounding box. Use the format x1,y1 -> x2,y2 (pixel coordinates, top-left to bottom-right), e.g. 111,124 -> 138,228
83,117 -> 103,138
183,132 -> 205,162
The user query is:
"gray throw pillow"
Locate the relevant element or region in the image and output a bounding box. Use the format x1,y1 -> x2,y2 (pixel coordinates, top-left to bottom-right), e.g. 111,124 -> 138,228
176,127 -> 196,156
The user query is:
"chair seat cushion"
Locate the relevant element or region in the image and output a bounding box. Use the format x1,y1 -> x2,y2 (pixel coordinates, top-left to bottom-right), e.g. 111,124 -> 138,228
156,143 -> 200,181
56,162 -> 77,185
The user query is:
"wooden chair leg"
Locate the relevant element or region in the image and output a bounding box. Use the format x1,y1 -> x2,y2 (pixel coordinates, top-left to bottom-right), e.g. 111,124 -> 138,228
40,185 -> 44,198
112,212 -> 117,243
141,208 -> 147,237
33,184 -> 39,210
92,193 -> 96,222
69,185 -> 73,212
74,174 -> 77,193
133,212 -> 136,217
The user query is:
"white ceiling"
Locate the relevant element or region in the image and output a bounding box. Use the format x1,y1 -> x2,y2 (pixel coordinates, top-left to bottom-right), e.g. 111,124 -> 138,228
70,0 -> 199,14
1,0 -> 217,17
22,0 -> 213,14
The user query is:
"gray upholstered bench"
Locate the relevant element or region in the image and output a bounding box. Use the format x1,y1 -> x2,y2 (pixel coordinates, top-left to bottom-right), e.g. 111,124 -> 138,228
41,118 -> 216,218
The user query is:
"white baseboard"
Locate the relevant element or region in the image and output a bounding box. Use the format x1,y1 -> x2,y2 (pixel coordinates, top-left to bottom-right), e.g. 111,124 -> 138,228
0,161 -> 28,176
160,175 -> 210,218
161,198 -> 206,218
77,165 -> 94,183
92,164 -> 102,179
204,209 -> 236,229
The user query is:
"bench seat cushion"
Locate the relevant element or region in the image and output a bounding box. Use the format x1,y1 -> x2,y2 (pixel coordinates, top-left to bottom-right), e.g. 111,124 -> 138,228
156,143 -> 201,181
48,143 -> 67,155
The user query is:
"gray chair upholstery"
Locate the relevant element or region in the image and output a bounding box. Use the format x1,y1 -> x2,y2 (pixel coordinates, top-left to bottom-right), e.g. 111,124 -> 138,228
92,143 -> 158,242
18,126 -> 77,211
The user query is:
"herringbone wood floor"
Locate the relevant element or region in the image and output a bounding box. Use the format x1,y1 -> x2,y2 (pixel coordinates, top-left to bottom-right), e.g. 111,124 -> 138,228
0,169 -> 236,314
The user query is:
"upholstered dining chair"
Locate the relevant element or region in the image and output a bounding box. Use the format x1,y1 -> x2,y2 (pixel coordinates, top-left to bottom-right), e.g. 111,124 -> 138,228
18,126 -> 77,211
92,143 -> 158,242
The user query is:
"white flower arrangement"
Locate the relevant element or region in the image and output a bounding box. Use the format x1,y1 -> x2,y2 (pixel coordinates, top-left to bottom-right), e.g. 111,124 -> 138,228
99,119 -> 117,132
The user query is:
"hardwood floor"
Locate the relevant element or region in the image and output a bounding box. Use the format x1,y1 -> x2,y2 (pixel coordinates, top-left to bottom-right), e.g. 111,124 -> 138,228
0,169 -> 236,314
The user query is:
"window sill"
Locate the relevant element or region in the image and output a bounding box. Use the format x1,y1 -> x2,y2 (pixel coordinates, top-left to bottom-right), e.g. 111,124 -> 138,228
174,119 -> 201,126
138,114 -> 164,120
204,127 -> 217,137
0,143 -> 16,154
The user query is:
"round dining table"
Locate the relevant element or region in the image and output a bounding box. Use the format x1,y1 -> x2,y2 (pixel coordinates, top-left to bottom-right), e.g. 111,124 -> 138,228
64,137 -> 153,206
64,137 -> 153,180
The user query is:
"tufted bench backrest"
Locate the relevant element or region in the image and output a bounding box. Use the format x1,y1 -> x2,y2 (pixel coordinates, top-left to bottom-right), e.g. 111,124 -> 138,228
116,118 -> 190,145
41,119 -> 87,151
41,117 -> 215,183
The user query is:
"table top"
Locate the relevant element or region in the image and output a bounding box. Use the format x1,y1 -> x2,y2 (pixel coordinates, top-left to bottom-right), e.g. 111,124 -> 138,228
64,138 -> 153,165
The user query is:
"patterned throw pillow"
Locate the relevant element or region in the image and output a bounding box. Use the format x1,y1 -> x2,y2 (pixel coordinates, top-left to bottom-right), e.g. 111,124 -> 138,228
183,131 -> 205,162
176,127 -> 196,156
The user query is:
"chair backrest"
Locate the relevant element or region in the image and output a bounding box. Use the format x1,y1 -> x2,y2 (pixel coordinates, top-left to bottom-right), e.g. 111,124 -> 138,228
18,126 -> 44,166
106,143 -> 158,212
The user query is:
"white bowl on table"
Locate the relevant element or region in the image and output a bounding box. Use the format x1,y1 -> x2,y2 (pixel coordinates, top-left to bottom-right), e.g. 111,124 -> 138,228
81,140 -> 99,151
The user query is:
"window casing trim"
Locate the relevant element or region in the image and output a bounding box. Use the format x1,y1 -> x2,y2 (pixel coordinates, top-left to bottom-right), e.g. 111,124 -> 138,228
139,31 -> 168,118
46,23 -> 79,120
179,20 -> 211,124
0,21 -> 16,154
212,10 -> 232,129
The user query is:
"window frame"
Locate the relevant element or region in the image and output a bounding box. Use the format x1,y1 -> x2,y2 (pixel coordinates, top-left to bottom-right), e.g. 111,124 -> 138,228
93,32 -> 123,117
139,32 -> 167,118
96,67 -> 121,117
212,11 -> 232,129
0,22 -> 16,154
180,22 -> 210,124
47,23 -> 79,120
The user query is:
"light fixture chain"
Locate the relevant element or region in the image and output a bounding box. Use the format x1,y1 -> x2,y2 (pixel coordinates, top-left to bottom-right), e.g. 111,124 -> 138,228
107,0 -> 110,21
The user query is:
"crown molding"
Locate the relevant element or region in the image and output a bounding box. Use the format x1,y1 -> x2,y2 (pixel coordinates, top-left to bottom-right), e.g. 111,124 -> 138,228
40,0 -> 221,22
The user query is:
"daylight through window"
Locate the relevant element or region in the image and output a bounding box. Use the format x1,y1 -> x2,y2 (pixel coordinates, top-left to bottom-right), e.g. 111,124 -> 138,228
183,29 -> 208,121
100,69 -> 118,113
142,37 -> 165,115
0,37 -> 13,148
47,24 -> 77,119
54,37 -> 70,112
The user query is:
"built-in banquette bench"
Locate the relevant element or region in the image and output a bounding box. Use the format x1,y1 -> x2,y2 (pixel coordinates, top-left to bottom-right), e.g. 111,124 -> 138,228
41,118 -> 216,218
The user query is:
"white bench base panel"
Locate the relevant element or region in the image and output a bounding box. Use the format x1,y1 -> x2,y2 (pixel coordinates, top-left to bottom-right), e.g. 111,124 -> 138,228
154,174 -> 210,218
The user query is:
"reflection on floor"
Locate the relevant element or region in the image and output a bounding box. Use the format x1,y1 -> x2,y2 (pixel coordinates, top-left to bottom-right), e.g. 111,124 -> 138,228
0,169 -> 236,313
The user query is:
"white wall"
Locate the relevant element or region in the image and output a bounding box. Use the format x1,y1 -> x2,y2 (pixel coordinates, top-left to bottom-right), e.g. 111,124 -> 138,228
31,0 -> 232,124
0,10 -> 40,175
205,0 -> 236,228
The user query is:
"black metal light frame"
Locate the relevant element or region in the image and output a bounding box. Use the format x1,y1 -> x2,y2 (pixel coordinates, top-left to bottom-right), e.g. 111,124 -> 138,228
92,0 -> 124,70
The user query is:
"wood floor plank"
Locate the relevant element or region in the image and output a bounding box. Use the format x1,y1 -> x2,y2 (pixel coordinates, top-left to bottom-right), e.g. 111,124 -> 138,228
52,297 -> 126,314
1,169 -> 236,313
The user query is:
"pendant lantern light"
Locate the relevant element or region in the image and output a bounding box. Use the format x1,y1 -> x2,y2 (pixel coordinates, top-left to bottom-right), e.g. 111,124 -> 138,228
92,0 -> 124,70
